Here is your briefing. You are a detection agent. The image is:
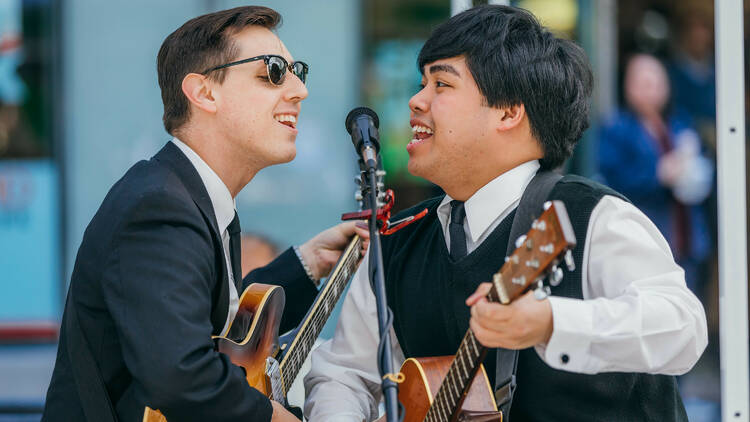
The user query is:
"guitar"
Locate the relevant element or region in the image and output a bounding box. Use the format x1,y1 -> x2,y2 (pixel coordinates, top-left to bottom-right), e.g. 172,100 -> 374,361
143,161 -> 390,422
142,235 -> 363,421
396,200 -> 577,422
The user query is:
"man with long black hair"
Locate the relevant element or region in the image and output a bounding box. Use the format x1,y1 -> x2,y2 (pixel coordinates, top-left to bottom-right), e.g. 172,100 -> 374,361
304,5 -> 706,421
43,6 -> 366,422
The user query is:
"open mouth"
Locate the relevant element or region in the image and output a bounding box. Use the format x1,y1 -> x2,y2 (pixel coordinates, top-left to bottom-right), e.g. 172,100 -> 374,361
408,124 -> 433,150
274,114 -> 297,130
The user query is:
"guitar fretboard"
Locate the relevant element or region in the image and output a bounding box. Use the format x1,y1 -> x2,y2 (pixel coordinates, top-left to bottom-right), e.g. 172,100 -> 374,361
278,235 -> 362,393
424,286 -> 501,422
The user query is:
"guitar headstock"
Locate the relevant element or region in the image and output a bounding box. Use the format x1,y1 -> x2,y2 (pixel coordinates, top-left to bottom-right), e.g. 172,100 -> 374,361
490,200 -> 576,304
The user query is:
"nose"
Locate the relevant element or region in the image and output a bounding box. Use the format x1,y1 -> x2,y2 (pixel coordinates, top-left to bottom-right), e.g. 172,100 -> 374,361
284,72 -> 308,103
409,87 -> 429,114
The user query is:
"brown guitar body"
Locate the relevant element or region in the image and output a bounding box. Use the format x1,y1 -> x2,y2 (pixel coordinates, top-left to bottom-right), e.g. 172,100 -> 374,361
398,357 -> 501,422
143,283 -> 285,422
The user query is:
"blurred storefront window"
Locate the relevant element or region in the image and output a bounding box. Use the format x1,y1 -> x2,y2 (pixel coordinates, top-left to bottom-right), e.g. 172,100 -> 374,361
0,0 -> 53,158
0,0 -> 60,327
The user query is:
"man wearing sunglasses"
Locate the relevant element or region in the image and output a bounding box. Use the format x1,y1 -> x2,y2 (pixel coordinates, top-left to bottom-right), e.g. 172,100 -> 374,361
42,6 -> 362,422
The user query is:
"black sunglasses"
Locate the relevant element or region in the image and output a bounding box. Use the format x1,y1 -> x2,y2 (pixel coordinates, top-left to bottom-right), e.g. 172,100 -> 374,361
203,54 -> 308,86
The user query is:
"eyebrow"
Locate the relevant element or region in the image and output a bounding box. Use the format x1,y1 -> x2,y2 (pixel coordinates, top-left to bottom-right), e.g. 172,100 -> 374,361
428,64 -> 460,77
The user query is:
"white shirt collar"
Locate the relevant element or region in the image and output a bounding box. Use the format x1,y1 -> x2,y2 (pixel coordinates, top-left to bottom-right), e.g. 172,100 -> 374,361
437,160 -> 540,243
171,138 -> 236,233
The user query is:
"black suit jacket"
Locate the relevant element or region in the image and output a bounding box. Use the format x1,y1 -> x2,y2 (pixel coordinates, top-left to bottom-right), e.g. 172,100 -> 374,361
42,142 -> 318,421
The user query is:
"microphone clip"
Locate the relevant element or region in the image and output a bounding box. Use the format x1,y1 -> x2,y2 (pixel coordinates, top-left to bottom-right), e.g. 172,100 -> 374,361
341,189 -> 428,235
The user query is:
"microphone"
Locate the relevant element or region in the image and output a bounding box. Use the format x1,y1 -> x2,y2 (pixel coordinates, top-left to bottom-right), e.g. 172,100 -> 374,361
345,107 -> 380,170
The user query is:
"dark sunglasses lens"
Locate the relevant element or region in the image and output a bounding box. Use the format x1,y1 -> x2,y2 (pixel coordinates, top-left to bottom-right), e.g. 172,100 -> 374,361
292,62 -> 307,84
267,57 -> 286,84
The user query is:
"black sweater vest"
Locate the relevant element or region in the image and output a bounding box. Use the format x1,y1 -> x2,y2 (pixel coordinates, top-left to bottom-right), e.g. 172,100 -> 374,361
382,175 -> 687,422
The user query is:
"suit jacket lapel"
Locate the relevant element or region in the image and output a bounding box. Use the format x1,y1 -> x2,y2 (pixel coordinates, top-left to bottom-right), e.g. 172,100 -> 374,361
153,141 -> 231,334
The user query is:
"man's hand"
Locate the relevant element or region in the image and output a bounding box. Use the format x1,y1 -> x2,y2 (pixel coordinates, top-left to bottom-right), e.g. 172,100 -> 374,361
299,221 -> 370,280
465,283 -> 554,350
271,400 -> 301,422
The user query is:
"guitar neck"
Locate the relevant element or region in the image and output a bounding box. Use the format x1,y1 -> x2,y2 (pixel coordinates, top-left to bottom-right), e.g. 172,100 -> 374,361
425,200 -> 576,421
278,235 -> 362,394
424,287 -> 500,422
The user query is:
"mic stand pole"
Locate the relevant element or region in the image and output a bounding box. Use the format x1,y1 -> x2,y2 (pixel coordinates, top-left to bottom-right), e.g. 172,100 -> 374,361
364,165 -> 400,422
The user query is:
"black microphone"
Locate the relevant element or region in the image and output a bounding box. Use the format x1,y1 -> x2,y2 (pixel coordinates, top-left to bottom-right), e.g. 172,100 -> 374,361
345,107 -> 380,170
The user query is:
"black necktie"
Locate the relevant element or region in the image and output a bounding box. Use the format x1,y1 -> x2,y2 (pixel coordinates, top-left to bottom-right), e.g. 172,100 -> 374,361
227,212 -> 242,289
449,200 -> 467,259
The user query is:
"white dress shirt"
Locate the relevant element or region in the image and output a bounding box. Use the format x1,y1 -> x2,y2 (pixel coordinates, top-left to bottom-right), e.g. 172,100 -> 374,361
303,160 -> 708,422
171,138 -> 239,337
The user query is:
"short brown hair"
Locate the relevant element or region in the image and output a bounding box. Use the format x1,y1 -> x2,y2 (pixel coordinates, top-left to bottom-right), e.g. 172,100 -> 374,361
157,6 -> 281,135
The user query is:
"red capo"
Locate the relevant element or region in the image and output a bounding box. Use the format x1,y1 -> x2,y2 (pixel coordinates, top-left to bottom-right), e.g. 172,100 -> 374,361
341,189 -> 428,235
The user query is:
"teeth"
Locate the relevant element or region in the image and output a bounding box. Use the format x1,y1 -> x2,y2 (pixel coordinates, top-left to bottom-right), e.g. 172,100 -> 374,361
411,125 -> 433,135
274,114 -> 297,123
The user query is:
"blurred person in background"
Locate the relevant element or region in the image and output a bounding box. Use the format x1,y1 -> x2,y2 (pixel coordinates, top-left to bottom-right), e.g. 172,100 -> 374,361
598,53 -> 713,297
42,6 -> 366,422
241,232 -> 280,277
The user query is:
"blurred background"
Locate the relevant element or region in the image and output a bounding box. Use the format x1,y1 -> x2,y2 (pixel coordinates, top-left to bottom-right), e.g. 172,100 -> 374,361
0,0 -> 744,420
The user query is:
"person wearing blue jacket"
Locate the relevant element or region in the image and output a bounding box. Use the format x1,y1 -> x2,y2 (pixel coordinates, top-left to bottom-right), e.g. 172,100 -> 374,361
598,53 -> 713,295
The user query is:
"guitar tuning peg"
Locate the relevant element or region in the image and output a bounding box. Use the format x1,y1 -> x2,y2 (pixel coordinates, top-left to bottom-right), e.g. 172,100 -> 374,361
376,170 -> 386,177
564,250 -> 575,272
355,191 -> 363,202
534,280 -> 551,300
531,220 -> 546,231
514,234 -> 527,249
354,176 -> 362,185
548,265 -> 563,287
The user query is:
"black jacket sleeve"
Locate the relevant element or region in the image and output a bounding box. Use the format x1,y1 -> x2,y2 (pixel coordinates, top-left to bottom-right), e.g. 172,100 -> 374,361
243,247 -> 319,333
100,192 -> 272,422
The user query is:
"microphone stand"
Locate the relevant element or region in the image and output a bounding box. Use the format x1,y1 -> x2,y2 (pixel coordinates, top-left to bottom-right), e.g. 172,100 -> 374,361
362,162 -> 400,422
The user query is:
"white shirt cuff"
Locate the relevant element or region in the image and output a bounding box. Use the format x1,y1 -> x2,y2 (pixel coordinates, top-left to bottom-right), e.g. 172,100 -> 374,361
536,296 -> 596,374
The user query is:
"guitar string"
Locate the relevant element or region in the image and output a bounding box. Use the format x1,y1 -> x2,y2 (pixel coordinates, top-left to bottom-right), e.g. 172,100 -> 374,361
426,320 -> 488,421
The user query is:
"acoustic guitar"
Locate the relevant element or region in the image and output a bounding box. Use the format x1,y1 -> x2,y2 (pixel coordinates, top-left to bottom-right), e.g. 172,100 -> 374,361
396,200 -> 576,422
142,234 -> 363,421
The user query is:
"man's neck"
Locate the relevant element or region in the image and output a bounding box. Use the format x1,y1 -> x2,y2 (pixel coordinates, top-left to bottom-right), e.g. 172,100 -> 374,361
443,159 -> 534,201
175,130 -> 258,198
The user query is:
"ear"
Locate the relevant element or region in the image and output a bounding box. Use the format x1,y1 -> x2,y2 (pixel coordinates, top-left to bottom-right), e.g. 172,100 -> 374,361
181,73 -> 217,114
496,103 -> 526,132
